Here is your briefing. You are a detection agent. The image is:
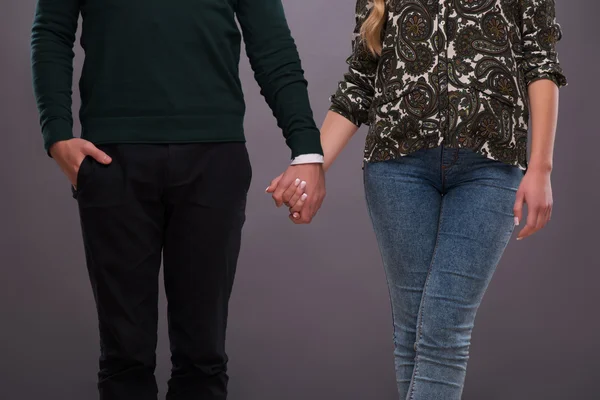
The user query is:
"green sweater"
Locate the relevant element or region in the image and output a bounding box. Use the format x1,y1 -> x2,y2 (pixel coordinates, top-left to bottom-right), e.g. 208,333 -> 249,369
31,0 -> 323,159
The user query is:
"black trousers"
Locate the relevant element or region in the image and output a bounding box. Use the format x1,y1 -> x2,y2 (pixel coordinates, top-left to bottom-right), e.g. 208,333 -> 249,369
73,143 -> 252,400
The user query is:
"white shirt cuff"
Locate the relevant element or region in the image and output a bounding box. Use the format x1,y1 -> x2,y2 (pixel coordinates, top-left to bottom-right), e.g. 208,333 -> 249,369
291,154 -> 325,165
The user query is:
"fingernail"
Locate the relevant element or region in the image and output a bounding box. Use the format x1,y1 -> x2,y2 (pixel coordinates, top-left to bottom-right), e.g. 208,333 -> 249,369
293,213 -> 299,219
517,237 -> 523,241
294,178 -> 300,186
265,187 -> 270,193
301,193 -> 308,200
300,181 -> 307,190
514,217 -> 520,226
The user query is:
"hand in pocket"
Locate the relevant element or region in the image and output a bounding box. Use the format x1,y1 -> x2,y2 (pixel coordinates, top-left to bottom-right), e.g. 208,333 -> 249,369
49,138 -> 112,187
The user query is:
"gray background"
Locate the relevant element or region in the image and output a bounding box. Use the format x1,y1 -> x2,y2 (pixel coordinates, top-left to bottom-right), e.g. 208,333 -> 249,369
1,1 -> 598,399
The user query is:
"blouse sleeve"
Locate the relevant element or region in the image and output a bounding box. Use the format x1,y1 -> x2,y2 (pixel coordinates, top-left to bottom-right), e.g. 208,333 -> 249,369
329,0 -> 379,127
520,0 -> 567,87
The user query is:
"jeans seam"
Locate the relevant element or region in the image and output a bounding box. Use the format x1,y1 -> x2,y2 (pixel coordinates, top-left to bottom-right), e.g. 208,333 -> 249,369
407,196 -> 445,400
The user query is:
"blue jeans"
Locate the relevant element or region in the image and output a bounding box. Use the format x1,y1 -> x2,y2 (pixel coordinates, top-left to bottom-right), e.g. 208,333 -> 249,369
364,146 -> 523,400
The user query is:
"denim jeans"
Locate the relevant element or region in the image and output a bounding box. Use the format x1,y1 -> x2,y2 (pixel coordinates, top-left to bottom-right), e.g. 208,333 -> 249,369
364,145 -> 523,400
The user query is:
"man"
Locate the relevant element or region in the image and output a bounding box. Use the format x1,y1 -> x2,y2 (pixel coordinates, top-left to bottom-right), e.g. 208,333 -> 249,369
31,0 -> 325,399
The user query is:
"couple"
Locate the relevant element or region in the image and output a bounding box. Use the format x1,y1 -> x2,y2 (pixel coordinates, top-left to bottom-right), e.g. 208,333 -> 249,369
31,0 -> 566,399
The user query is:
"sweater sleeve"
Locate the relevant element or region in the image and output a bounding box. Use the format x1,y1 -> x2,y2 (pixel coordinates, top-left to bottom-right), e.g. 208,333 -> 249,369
520,0 -> 567,87
236,0 -> 323,159
31,0 -> 80,155
329,0 -> 378,127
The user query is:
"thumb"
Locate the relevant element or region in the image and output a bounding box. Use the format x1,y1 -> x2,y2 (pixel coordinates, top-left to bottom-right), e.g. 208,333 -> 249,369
513,189 -> 524,226
84,144 -> 112,164
265,174 -> 283,193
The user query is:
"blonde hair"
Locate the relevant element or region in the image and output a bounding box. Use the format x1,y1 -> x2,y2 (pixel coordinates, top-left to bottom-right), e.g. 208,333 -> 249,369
360,0 -> 387,56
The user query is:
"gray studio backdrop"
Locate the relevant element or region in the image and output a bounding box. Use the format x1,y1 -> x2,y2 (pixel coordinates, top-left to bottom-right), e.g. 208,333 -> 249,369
1,1 -> 598,399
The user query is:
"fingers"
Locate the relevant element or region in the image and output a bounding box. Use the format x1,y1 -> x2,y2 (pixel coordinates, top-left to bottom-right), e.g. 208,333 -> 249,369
301,181 -> 325,224
272,175 -> 305,208
295,179 -> 325,224
281,178 -> 301,206
266,174 -> 283,194
288,191 -> 324,224
517,203 -> 552,240
67,153 -> 86,187
517,205 -> 539,241
285,179 -> 307,208
289,213 -> 304,223
538,204 -> 552,229
290,208 -> 313,224
298,201 -> 314,224
272,177 -> 293,207
82,142 -> 111,164
513,190 -> 524,227
289,193 -> 309,220
289,192 -> 314,224
311,189 -> 326,216
288,210 -> 311,224
537,207 -> 549,230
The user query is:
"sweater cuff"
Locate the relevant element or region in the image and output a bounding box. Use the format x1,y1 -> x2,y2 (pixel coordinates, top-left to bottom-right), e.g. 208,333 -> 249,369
42,118 -> 74,157
291,154 -> 324,165
285,128 -> 323,159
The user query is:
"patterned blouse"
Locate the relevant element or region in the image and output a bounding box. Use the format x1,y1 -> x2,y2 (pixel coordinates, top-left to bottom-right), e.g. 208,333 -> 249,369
329,0 -> 567,169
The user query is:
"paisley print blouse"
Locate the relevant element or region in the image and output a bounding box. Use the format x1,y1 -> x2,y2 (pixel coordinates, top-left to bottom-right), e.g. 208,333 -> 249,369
329,0 -> 567,169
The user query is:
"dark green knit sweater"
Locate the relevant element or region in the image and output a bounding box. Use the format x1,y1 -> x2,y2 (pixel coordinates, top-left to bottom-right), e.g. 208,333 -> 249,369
31,0 -> 323,158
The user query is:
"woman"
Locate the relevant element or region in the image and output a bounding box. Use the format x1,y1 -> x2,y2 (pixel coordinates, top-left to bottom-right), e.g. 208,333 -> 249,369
269,0 -> 566,398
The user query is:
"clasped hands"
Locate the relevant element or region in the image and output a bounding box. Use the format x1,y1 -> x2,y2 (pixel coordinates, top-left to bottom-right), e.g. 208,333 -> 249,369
266,163 -> 326,224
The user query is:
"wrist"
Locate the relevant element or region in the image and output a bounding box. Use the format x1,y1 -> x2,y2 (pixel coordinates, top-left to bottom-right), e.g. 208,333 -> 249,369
48,138 -> 75,159
527,160 -> 553,174
48,140 -> 65,158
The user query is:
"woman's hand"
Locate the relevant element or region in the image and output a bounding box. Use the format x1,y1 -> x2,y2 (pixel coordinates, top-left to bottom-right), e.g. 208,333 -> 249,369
513,166 -> 553,240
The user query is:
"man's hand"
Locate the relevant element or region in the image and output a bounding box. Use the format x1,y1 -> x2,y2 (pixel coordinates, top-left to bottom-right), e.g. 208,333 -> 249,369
266,163 -> 325,224
49,138 -> 112,186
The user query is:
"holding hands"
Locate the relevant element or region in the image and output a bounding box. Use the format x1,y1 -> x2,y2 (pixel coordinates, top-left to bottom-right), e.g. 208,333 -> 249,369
266,163 -> 326,224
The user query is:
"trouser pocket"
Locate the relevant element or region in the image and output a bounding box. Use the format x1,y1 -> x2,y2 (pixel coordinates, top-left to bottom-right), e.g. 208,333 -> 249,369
71,155 -> 93,199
